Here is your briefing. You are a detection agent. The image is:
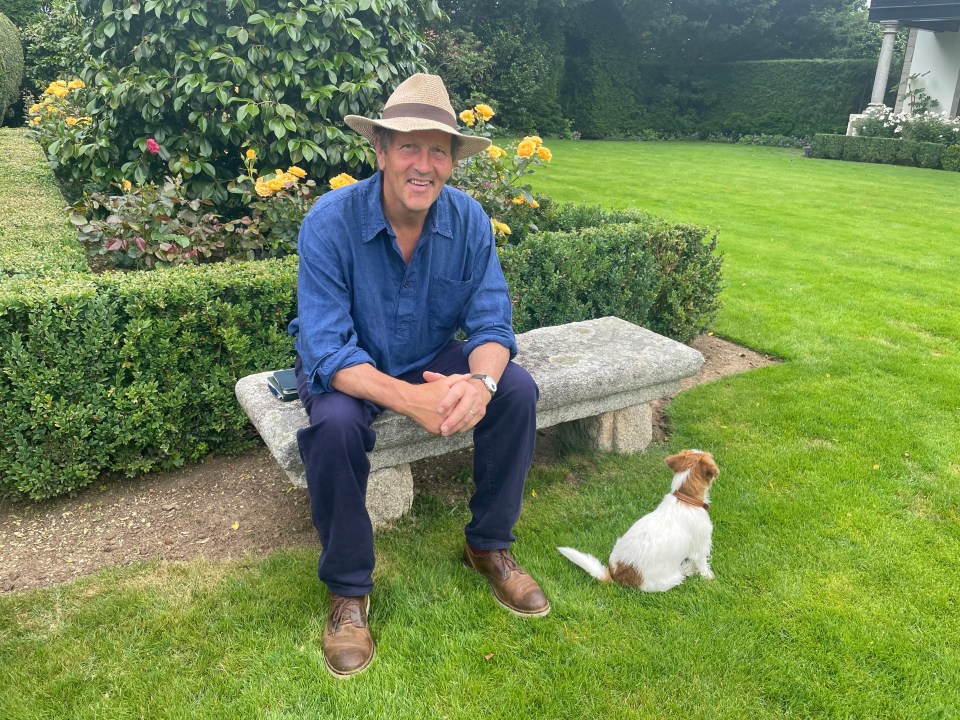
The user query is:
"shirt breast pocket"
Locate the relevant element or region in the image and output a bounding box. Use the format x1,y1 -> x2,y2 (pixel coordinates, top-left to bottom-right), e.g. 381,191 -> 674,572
429,275 -> 473,332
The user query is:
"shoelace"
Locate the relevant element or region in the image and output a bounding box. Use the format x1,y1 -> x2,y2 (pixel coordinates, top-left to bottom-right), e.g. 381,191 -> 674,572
328,597 -> 365,632
489,549 -> 524,575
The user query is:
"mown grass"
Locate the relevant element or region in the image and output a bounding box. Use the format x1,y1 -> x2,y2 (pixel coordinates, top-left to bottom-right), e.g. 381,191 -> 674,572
2,142 -> 958,718
0,128 -> 87,279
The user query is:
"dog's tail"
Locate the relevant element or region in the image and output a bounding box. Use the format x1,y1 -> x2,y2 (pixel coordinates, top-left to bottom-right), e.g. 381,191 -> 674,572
557,547 -> 612,583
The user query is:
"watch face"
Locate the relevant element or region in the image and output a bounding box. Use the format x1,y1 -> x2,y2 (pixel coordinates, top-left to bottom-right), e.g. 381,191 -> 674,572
473,374 -> 497,394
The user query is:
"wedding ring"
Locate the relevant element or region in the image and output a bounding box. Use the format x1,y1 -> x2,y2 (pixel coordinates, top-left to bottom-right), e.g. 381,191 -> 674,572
469,410 -> 476,416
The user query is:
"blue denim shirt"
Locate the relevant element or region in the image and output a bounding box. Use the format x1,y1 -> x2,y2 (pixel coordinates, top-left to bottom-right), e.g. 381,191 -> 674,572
289,171 -> 518,395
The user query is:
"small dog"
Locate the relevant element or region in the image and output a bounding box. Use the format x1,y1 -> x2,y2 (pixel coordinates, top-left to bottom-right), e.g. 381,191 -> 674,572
558,449 -> 719,592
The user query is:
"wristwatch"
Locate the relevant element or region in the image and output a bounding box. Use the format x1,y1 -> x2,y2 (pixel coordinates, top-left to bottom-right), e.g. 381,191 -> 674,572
470,373 -> 498,397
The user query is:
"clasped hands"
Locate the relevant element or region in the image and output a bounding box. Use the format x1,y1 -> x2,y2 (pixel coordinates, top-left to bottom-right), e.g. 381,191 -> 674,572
407,371 -> 490,437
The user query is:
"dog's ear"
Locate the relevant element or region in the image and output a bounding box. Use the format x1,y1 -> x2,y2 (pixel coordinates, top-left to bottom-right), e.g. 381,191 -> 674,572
699,454 -> 720,483
665,451 -> 689,472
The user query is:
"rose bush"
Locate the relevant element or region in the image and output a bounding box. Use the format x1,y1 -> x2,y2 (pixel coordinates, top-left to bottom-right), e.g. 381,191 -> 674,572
450,101 -> 553,243
854,105 -> 960,146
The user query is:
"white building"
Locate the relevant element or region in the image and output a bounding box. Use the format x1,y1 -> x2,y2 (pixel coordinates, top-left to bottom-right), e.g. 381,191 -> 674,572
867,0 -> 960,115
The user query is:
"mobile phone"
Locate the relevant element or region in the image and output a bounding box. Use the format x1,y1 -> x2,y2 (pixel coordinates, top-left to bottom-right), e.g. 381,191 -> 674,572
267,368 -> 299,401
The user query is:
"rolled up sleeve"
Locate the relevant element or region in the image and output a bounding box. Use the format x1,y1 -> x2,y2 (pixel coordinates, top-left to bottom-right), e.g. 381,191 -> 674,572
294,215 -> 375,394
461,219 -> 518,359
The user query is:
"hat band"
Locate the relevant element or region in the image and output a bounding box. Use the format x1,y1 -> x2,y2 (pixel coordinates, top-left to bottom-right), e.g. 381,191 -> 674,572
382,102 -> 457,130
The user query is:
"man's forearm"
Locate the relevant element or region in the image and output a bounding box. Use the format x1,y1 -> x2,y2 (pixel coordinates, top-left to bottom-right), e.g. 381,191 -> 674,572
467,341 -> 510,392
330,363 -> 415,413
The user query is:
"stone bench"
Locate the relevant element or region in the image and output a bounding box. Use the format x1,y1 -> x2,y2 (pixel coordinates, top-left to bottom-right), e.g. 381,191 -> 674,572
235,316 -> 703,527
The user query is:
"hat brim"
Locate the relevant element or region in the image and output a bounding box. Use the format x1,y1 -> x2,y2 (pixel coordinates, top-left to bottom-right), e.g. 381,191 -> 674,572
344,115 -> 491,162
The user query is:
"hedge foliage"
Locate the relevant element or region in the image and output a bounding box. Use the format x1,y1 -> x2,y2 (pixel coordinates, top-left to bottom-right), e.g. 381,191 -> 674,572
810,134 -> 947,170
502,205 -> 722,342
0,259 -> 299,499
0,128 -> 87,277
569,59 -> 877,139
0,11 -> 24,123
49,0 -> 439,202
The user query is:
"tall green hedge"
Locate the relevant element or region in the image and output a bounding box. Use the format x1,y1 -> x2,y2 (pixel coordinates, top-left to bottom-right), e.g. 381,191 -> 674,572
566,59 -> 877,139
652,60 -> 877,137
0,11 -> 24,123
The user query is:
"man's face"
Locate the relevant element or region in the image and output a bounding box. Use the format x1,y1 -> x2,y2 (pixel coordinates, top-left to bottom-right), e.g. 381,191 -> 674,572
375,128 -> 454,223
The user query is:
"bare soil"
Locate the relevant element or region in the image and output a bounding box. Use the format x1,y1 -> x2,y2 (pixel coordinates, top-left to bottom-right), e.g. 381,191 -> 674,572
0,335 -> 775,594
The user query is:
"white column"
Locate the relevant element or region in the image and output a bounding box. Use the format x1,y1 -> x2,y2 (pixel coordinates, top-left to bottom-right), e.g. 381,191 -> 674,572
870,21 -> 901,107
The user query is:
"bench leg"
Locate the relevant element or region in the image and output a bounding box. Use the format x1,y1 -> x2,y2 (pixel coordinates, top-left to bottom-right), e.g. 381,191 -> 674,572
366,463 -> 414,528
557,403 -> 653,455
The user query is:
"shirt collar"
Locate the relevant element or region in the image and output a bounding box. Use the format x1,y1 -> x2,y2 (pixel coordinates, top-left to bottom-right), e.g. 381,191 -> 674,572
360,171 -> 453,243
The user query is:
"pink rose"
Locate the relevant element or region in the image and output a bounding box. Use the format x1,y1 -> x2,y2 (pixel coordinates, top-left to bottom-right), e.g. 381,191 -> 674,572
145,138 -> 160,155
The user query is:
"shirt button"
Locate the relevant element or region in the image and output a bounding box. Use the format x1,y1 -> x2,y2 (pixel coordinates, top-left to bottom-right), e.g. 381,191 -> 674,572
403,281 -> 411,288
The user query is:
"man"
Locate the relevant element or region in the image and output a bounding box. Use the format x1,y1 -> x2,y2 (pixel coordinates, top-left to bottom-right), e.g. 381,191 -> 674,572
289,73 -> 549,678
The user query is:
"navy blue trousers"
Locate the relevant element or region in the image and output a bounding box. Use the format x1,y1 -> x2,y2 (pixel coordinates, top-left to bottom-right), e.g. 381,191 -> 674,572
295,340 -> 539,596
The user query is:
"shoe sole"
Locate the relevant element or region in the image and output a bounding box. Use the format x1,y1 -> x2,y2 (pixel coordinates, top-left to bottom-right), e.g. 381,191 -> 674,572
461,557 -> 552,618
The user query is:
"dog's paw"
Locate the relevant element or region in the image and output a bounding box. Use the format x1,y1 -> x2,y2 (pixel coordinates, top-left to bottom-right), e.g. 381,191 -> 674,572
701,567 -> 715,580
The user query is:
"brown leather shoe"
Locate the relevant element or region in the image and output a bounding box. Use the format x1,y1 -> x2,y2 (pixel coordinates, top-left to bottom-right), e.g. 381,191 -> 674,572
462,545 -> 551,617
322,594 -> 375,678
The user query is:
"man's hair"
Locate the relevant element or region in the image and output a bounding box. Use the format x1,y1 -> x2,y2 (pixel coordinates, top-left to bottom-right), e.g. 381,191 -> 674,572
372,126 -> 394,152
371,125 -> 459,159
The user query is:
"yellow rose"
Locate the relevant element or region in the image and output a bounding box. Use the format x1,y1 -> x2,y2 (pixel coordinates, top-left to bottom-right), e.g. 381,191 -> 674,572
487,145 -> 506,159
29,103 -> 41,114
536,146 -> 553,162
30,116 -> 41,126
330,173 -> 358,189
516,139 -> 536,158
65,117 -> 78,127
122,179 -> 132,191
511,195 -> 525,205
287,165 -> 307,178
474,103 -> 494,121
525,135 -> 543,147
255,181 -> 273,197
490,219 -> 511,237
67,79 -> 85,90
529,200 -> 540,209
245,148 -> 256,159
266,178 -> 285,192
234,86 -> 239,93
459,109 -> 476,127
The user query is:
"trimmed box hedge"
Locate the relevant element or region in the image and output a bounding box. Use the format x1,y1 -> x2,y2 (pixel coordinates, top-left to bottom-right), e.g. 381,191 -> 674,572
810,134 -> 947,170
1,259 -> 299,499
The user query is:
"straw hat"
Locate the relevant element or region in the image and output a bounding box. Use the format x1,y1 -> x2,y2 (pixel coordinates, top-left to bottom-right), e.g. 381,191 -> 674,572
345,73 -> 491,162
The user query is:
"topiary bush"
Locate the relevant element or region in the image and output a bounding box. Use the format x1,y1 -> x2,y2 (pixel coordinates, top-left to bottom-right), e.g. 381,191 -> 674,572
0,11 -> 24,124
43,0 -> 440,203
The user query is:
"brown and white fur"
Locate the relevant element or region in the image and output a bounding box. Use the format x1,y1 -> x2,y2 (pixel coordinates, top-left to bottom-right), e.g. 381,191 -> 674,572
557,450 -> 719,592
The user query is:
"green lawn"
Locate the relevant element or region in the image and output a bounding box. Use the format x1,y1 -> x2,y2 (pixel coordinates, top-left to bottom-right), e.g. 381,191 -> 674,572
2,142 -> 959,718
